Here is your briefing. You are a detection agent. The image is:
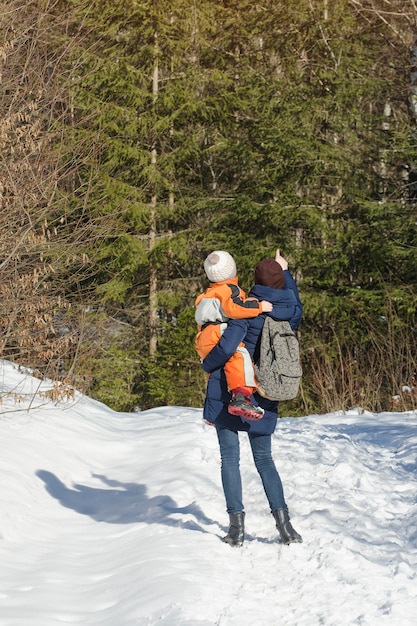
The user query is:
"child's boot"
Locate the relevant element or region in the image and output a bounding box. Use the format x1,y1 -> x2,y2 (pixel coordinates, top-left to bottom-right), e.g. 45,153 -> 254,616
228,388 -> 264,420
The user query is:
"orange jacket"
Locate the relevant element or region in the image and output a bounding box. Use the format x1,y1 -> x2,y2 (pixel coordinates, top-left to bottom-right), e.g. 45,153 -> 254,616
195,277 -> 261,330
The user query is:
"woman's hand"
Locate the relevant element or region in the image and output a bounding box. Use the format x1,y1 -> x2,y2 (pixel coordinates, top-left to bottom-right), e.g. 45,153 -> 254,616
275,249 -> 288,270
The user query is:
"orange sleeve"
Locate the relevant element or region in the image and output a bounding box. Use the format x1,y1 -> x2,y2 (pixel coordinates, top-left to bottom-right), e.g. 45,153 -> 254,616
218,283 -> 261,319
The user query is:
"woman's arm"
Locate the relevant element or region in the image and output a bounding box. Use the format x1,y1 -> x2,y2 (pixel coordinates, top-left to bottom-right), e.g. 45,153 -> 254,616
275,250 -> 302,330
283,270 -> 303,329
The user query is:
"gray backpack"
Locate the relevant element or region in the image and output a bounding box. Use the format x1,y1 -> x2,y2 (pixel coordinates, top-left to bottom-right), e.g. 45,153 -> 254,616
254,317 -> 302,401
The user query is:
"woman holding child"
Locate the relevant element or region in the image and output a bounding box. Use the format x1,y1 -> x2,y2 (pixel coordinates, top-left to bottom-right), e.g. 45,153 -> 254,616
197,249 -> 303,547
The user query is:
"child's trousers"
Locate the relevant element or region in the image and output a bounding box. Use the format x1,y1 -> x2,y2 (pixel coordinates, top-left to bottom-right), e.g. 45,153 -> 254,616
196,323 -> 256,392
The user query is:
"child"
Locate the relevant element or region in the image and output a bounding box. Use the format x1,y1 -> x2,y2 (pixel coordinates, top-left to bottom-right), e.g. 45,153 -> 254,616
195,250 -> 272,420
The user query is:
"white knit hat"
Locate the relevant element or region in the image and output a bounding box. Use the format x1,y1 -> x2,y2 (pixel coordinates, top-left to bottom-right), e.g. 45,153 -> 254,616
204,251 -> 237,283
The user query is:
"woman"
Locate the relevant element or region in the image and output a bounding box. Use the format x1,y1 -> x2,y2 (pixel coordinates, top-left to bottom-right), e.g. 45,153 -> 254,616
201,250 -> 303,547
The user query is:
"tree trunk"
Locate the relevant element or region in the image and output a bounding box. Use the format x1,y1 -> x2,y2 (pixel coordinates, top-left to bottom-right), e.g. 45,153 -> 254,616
149,30 -> 159,357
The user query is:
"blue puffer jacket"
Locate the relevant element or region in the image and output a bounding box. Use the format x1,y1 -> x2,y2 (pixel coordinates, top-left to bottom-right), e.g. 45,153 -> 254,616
202,270 -> 302,434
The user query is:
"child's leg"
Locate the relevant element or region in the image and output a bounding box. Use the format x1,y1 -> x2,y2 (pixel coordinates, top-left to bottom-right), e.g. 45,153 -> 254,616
225,346 -> 264,420
196,324 -> 255,392
197,328 -> 263,419
223,345 -> 256,394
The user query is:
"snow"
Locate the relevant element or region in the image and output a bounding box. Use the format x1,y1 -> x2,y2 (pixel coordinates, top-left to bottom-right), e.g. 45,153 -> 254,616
0,359 -> 416,626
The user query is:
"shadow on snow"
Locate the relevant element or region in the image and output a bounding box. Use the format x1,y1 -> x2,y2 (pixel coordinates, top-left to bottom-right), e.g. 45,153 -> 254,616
36,470 -> 217,533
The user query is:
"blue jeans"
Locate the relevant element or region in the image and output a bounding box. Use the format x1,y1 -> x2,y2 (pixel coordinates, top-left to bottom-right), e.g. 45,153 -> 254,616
216,426 -> 287,514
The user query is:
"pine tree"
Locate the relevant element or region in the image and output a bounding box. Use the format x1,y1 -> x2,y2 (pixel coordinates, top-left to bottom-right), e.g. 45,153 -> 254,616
10,0 -> 414,412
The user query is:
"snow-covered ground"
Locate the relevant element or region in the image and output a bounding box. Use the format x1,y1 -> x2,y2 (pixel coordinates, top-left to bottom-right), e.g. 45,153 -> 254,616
0,359 -> 416,625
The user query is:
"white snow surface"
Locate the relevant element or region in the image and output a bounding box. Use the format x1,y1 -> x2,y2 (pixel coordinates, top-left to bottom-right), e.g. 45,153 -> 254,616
0,359 -> 416,626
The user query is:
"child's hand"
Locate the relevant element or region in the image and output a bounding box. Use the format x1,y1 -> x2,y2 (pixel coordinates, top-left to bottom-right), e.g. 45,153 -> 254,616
275,249 -> 288,270
261,300 -> 273,312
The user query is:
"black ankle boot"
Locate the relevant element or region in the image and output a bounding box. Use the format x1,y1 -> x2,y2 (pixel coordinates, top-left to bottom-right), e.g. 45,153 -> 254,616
272,508 -> 302,545
222,511 -> 245,547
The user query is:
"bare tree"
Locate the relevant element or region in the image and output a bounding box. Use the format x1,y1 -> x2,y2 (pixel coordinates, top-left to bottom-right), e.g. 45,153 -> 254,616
0,1 -> 103,389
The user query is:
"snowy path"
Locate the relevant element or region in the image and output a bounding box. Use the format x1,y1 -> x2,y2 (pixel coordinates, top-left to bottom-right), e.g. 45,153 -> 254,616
0,361 -> 416,625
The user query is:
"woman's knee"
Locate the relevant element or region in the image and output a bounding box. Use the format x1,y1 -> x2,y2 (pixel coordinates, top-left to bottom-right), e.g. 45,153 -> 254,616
250,435 -> 275,471
253,454 -> 275,474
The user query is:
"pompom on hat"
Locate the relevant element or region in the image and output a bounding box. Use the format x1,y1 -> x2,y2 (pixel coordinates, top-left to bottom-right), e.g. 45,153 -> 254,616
204,251 -> 237,283
254,258 -> 285,290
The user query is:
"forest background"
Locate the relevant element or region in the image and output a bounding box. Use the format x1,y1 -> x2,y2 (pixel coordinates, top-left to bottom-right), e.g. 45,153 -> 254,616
0,0 -> 416,416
